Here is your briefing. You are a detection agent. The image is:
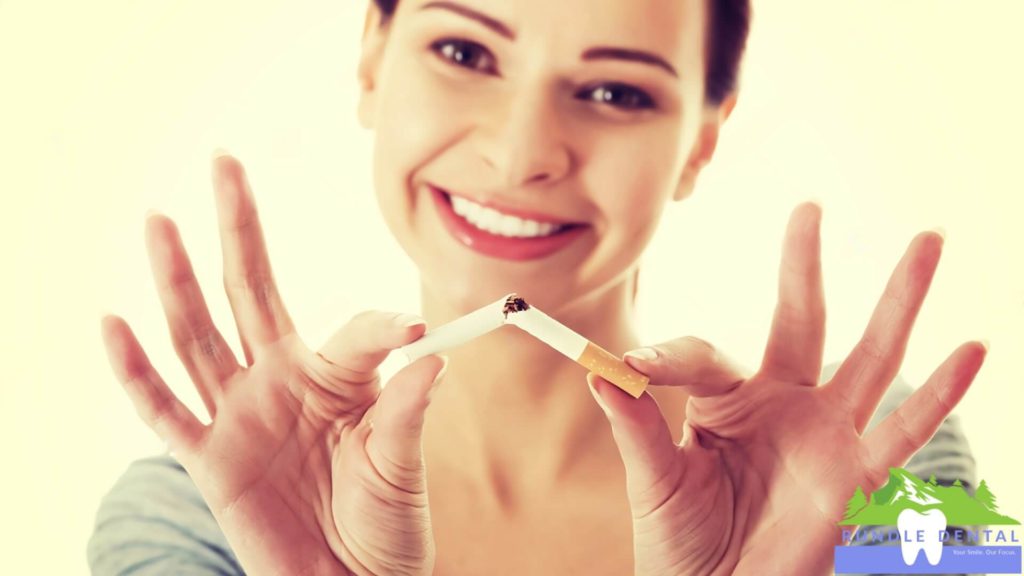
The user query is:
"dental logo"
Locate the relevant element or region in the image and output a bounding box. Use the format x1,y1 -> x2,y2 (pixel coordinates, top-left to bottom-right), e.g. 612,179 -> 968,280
834,468 -> 1021,574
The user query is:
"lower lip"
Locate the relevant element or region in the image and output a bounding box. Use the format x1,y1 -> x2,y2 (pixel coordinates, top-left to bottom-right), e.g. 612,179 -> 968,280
429,186 -> 587,262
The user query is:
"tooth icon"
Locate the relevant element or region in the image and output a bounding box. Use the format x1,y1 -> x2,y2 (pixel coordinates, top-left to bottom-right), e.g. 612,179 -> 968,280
897,508 -> 947,566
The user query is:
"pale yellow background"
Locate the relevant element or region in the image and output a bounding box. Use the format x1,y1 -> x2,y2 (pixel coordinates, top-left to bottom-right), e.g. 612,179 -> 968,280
2,1 -> 1022,574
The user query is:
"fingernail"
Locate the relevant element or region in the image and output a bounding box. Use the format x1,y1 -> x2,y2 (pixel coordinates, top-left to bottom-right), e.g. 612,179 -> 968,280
624,347 -> 659,362
979,338 -> 990,352
432,356 -> 449,387
930,226 -> 947,241
145,208 -> 160,219
211,147 -> 231,160
807,197 -> 823,209
395,313 -> 426,328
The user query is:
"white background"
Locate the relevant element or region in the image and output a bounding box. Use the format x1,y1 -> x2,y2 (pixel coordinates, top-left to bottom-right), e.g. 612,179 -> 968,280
2,1 -> 1022,573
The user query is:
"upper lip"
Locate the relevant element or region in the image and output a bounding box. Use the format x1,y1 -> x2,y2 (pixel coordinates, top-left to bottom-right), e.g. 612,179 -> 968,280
430,184 -> 585,227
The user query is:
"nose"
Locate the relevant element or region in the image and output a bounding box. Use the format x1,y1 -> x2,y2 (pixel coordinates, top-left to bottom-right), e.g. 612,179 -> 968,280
476,84 -> 572,190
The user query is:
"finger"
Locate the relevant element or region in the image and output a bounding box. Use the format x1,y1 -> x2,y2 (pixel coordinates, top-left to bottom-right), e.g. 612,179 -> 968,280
146,212 -> 241,416
623,336 -> 748,397
760,201 -> 826,385
587,373 -> 681,509
865,341 -> 986,470
316,310 -> 429,386
364,355 -> 447,492
827,230 -> 944,432
212,152 -> 295,365
100,315 -> 206,456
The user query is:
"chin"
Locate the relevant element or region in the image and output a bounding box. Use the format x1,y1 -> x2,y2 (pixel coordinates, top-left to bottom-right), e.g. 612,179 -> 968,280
418,257 -> 633,326
418,258 -> 572,316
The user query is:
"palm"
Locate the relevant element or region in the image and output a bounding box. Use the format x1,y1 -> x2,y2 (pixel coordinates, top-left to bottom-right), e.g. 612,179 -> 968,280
179,336 -> 350,574
594,202 -> 987,576
668,381 -> 873,575
101,154 -> 444,576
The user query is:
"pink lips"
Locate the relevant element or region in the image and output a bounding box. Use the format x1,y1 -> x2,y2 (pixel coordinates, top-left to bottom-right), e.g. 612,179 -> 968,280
429,185 -> 587,261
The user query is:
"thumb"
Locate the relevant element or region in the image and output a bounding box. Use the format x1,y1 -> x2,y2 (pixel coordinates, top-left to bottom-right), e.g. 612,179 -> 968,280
623,336 -> 749,397
365,354 -> 447,488
587,373 -> 680,500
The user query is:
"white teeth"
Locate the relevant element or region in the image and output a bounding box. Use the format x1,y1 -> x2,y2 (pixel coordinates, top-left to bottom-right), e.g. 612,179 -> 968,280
897,508 -> 946,566
449,195 -> 564,238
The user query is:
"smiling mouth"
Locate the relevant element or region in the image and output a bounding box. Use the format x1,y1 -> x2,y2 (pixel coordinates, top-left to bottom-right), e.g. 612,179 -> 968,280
433,186 -> 584,238
429,185 -> 589,261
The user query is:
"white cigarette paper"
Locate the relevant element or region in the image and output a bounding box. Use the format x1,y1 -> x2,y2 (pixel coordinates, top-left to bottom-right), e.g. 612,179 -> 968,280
505,306 -> 649,398
399,294 -> 511,362
400,293 -> 649,398
502,306 -> 587,362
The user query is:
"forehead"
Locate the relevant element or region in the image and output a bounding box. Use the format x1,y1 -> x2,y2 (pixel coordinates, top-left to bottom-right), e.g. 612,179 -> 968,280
400,0 -> 707,80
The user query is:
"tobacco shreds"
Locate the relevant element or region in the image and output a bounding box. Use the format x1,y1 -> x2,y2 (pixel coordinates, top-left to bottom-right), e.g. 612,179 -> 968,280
502,294 -> 530,318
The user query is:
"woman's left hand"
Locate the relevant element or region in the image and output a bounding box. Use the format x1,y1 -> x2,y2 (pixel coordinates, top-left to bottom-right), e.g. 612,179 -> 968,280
586,201 -> 988,576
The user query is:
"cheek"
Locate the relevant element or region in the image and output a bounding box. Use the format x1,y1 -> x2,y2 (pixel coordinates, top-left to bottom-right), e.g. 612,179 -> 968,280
588,130 -> 681,236
573,129 -> 680,285
371,60 -> 467,225
374,54 -> 481,150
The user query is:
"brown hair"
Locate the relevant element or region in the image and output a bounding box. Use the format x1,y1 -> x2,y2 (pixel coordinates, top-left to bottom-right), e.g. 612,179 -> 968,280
370,0 -> 751,107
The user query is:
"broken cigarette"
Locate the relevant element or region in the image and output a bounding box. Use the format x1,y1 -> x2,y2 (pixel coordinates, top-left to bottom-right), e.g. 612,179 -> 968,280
502,297 -> 649,398
401,293 -> 648,398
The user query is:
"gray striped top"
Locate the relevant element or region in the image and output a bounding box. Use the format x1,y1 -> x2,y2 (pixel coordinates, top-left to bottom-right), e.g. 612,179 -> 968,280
87,362 -> 978,575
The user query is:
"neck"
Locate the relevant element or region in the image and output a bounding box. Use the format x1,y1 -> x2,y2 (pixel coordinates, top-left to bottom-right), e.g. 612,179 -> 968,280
420,273 -> 641,509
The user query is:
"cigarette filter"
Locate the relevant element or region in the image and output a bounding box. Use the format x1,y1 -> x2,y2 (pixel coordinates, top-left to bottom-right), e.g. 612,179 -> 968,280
504,304 -> 649,398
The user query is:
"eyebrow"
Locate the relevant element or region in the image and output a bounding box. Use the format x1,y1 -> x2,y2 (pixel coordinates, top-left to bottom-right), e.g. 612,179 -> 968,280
419,1 -> 515,40
418,1 -> 679,79
581,47 -> 678,78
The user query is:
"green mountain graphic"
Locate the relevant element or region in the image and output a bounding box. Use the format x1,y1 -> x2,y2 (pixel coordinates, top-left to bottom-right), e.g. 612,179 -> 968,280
839,468 -> 1020,526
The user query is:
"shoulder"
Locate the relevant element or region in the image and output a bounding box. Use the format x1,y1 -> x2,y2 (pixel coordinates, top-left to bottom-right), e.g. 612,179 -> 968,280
820,360 -> 977,488
87,452 -> 243,575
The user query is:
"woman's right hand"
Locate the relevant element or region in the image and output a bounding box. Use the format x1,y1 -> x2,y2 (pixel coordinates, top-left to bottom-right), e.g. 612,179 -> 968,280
100,151 -> 446,576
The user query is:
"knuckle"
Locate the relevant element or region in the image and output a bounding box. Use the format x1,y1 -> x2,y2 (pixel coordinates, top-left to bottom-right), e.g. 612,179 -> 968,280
348,309 -> 387,327
882,281 -> 913,313
146,396 -> 176,431
223,272 -> 275,307
678,336 -> 717,362
657,336 -> 718,364
863,459 -> 890,492
129,375 -> 171,424
856,336 -> 885,361
191,324 -> 226,360
223,204 -> 260,234
891,409 -> 921,451
170,319 -> 216,356
683,335 -> 715,352
157,269 -> 197,300
775,298 -> 823,323
925,384 -> 954,417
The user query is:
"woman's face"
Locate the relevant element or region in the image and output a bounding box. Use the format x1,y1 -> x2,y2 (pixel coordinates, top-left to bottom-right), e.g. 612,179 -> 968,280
357,0 -> 725,314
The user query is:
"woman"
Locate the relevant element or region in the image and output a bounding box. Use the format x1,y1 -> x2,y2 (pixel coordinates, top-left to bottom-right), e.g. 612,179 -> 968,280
88,0 -> 983,574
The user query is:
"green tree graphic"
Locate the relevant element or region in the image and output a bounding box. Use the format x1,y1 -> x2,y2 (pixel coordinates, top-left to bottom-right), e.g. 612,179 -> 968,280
838,468 -> 1020,526
844,486 -> 868,520
975,479 -> 998,512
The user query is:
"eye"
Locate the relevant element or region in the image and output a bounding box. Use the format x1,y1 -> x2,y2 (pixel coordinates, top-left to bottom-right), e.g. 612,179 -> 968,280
428,38 -> 657,113
429,38 -> 496,74
579,83 -> 657,111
